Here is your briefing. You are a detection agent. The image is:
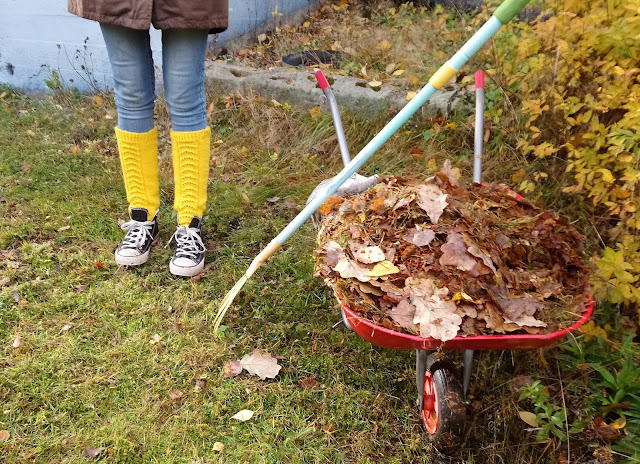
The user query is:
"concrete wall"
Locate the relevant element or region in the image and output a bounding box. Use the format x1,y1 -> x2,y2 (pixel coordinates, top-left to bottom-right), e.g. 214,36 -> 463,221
0,0 -> 319,92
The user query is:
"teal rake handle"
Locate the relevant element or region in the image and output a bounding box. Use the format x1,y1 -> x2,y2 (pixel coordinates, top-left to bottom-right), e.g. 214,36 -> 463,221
248,0 -> 529,269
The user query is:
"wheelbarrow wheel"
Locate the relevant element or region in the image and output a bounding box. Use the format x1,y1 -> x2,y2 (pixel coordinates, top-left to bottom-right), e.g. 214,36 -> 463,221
341,307 -> 354,331
421,360 -> 466,452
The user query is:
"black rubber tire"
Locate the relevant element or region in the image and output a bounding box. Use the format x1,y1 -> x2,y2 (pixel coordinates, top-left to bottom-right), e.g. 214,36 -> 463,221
422,361 -> 466,453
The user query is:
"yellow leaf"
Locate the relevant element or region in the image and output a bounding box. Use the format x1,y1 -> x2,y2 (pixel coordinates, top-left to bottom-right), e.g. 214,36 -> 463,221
377,40 -> 392,51
367,261 -> 400,277
512,169 -> 526,183
303,21 -> 311,28
368,80 -> 383,88
241,193 -> 251,205
213,442 -> 225,452
611,416 -> 627,429
270,99 -> 282,107
428,159 -> 437,172
25,130 -> 35,137
71,145 -> 79,155
452,291 -> 475,303
392,69 -> 405,76
406,91 -> 417,101
309,106 -> 322,119
409,75 -> 421,85
270,152 -> 279,161
444,122 -> 456,130
93,95 -> 103,106
241,146 -> 248,153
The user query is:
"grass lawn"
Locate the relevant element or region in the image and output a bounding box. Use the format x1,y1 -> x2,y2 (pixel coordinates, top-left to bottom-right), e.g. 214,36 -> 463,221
1,3 -> 637,462
0,82 -> 614,464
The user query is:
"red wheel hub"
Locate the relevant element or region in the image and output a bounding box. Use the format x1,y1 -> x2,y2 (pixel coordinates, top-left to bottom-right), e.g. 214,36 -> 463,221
422,371 -> 439,434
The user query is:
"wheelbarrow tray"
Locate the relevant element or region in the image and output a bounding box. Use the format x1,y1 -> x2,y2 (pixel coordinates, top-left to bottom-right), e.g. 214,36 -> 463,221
336,291 -> 594,351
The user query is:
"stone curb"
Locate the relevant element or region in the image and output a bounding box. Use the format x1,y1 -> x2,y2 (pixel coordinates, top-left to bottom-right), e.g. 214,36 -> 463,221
205,62 -> 466,119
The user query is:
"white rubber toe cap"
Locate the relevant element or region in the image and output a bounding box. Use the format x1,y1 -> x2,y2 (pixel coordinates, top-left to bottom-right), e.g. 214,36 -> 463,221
170,257 -> 204,277
115,248 -> 150,266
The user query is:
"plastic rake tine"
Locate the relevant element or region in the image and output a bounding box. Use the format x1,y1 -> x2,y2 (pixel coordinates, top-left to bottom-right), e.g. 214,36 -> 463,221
213,0 -> 531,331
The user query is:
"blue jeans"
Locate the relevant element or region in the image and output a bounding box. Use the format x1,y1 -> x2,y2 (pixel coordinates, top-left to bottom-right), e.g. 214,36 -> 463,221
100,24 -> 209,133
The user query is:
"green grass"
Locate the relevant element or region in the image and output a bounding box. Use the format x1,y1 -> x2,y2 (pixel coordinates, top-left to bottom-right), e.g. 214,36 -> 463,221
0,80 -> 636,464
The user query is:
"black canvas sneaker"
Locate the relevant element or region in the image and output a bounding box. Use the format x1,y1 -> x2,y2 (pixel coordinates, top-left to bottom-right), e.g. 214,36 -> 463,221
114,208 -> 159,266
169,216 -> 206,277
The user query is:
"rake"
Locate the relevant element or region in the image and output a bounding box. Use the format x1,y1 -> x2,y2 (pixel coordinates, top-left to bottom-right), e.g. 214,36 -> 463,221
213,0 -> 531,331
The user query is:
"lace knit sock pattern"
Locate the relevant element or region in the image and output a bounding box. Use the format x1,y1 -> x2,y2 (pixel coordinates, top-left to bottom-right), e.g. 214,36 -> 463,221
171,127 -> 211,226
115,127 -> 160,217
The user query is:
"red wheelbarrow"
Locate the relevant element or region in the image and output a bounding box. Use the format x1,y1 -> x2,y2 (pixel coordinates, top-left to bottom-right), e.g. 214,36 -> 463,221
314,69 -> 594,451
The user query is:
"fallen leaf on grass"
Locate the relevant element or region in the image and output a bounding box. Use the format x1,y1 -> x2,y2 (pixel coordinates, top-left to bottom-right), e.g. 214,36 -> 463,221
75,284 -> 87,293
0,430 -> 9,441
239,349 -> 282,380
22,164 -> 31,172
86,447 -> 105,459
223,360 -> 243,378
266,196 -> 280,203
213,441 -> 225,452
12,291 -> 20,303
518,411 -> 539,427
61,324 -> 73,333
191,271 -> 205,282
195,378 -> 207,389
168,390 -> 184,400
511,375 -> 534,392
95,262 -> 104,269
150,334 -> 162,345
57,225 -> 70,232
231,409 -> 254,421
25,130 -> 35,137
298,375 -> 318,389
0,277 -> 10,286
12,335 -> 22,348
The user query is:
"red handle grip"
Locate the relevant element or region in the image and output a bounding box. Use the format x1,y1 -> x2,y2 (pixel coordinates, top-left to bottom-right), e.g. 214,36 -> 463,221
475,70 -> 485,90
314,69 -> 330,91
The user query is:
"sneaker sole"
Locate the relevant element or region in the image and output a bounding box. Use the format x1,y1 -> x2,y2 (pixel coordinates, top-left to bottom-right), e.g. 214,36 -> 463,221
115,248 -> 151,266
170,260 -> 204,277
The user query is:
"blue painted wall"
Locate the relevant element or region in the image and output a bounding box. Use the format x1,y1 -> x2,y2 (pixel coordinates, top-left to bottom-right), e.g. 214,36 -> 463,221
0,0 -> 319,92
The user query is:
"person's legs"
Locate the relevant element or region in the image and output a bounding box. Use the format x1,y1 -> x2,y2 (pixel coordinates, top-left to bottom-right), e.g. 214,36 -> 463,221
161,29 -> 210,276
101,24 -> 160,265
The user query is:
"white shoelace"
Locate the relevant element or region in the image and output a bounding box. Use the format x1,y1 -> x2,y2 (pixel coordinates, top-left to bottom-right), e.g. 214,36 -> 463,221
168,225 -> 206,260
120,219 -> 155,249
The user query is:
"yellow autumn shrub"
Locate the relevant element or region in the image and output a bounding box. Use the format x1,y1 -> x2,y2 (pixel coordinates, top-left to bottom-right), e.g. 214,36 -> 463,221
483,0 -> 640,315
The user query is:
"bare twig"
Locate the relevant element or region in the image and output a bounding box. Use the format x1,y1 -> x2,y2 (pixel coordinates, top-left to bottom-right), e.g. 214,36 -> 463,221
557,360 -> 571,464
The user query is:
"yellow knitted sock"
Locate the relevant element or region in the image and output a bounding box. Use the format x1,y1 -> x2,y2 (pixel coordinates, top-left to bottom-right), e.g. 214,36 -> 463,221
115,127 -> 160,218
171,127 -> 211,226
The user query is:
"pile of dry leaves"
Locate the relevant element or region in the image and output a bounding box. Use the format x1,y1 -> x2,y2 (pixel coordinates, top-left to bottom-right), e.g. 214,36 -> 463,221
314,164 -> 591,341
